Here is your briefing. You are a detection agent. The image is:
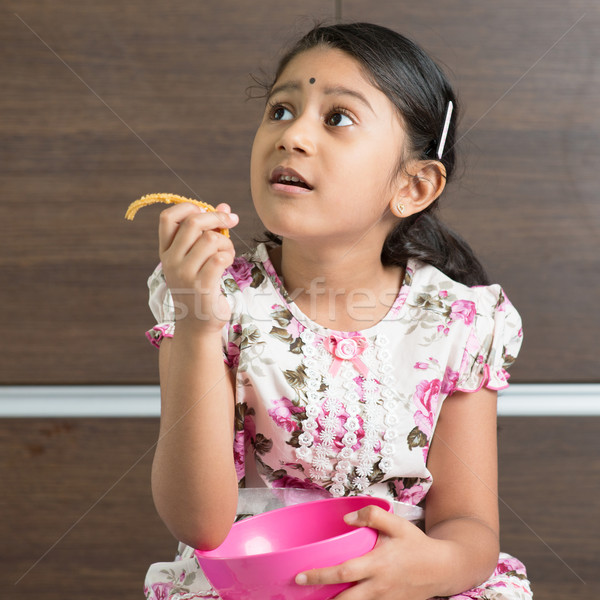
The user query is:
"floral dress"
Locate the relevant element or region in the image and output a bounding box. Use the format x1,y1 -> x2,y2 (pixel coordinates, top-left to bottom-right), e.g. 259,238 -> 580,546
144,243 -> 533,600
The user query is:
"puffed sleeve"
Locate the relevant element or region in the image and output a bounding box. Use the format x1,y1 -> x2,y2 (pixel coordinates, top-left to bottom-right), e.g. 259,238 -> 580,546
146,263 -> 175,348
145,263 -> 242,370
455,284 -> 523,393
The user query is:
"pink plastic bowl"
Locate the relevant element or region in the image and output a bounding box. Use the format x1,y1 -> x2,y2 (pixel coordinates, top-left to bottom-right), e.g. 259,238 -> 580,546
195,495 -> 392,600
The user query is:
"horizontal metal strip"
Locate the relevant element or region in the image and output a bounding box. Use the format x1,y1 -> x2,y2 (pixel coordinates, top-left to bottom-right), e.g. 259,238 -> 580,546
0,384 -> 598,417
0,386 -> 161,417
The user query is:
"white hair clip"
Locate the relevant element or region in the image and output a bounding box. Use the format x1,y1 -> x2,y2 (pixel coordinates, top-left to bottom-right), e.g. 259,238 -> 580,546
436,100 -> 454,159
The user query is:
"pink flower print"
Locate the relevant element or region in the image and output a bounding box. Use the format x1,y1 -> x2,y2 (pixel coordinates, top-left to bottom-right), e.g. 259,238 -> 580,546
494,555 -> 527,577
245,413 -> 256,440
150,582 -> 172,600
437,324 -> 450,336
233,323 -> 242,334
450,589 -> 487,600
465,328 -> 481,353
226,341 -> 240,369
286,317 -> 303,341
412,379 -> 441,438
441,366 -> 459,395
393,478 -> 429,505
414,362 -> 429,370
398,483 -> 426,505
450,299 -> 477,326
268,396 -> 304,432
226,257 -> 254,290
234,413 -> 256,482
439,289 -> 448,298
459,328 -> 482,376
271,474 -> 325,492
233,429 -> 245,481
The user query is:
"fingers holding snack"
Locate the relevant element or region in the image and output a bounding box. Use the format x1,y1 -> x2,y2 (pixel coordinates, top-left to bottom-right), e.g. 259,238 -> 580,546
214,202 -> 234,214
159,208 -> 237,331
158,203 -> 237,259
127,193 -> 239,332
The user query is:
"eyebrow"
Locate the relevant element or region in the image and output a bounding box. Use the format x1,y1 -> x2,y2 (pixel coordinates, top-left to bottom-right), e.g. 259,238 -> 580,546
323,85 -> 374,113
268,80 -> 374,113
267,81 -> 302,100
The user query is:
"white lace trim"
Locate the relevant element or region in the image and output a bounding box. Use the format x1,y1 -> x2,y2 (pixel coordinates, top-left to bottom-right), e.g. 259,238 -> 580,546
295,330 -> 400,496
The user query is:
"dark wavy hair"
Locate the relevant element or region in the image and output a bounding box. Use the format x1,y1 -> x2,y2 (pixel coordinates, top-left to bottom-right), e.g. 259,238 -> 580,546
255,22 -> 489,286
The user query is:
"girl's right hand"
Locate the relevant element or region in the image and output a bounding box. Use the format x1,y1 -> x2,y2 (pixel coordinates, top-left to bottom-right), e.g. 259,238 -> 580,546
158,202 -> 239,334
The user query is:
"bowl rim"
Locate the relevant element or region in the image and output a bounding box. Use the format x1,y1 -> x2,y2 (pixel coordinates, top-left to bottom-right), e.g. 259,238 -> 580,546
195,495 -> 392,561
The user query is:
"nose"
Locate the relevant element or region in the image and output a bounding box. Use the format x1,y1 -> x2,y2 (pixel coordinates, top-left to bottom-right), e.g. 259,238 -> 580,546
276,114 -> 316,155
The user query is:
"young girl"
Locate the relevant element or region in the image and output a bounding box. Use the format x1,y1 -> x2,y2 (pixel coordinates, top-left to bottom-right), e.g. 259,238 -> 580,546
144,22 -> 532,600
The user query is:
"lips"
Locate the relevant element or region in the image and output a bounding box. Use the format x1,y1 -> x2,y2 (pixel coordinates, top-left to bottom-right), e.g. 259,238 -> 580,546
269,166 -> 313,191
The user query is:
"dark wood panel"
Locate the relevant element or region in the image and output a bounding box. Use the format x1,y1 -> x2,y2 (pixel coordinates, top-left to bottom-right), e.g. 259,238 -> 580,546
0,0 -> 332,384
1,416 -> 598,598
497,417 -> 599,597
2,0 -> 599,383
1,418 -> 172,599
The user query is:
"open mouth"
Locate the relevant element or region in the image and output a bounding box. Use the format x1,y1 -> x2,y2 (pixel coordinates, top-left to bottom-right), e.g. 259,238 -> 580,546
270,167 -> 313,191
276,175 -> 311,189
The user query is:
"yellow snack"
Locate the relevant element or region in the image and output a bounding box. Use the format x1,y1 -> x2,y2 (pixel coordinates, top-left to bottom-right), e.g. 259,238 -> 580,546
125,193 -> 229,237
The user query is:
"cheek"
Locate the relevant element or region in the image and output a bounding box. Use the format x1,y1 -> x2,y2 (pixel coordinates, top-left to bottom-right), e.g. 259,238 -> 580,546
342,153 -> 393,194
339,157 -> 399,216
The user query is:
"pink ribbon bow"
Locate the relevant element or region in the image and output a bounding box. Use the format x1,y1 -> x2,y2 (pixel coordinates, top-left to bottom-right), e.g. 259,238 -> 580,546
325,334 -> 370,377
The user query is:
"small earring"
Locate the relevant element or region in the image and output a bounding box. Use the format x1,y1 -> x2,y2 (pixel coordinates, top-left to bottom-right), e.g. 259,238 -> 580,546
396,203 -> 405,216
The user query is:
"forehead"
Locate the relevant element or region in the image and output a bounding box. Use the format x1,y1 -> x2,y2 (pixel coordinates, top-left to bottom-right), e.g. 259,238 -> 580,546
274,46 -> 380,97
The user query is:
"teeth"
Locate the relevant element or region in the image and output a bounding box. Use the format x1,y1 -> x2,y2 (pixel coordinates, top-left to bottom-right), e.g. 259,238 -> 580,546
279,175 -> 301,183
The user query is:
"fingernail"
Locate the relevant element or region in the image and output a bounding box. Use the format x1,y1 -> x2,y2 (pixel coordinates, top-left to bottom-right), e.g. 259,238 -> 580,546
295,573 -> 308,585
228,213 -> 239,225
344,511 -> 358,524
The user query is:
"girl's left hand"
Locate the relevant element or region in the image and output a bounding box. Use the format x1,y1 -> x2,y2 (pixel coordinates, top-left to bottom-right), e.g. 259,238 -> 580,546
295,505 -> 441,600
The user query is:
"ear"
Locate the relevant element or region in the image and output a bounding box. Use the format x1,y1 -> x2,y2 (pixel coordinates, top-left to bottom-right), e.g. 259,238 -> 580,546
389,160 -> 447,218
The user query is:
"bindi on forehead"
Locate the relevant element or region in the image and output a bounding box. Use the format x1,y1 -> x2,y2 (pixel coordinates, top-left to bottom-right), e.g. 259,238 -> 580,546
309,77 -> 316,84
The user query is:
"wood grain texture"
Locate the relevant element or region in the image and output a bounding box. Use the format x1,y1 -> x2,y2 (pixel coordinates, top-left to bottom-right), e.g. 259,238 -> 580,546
1,416 -> 598,598
1,1 -> 599,383
497,417 -> 599,598
1,418 -> 171,599
0,0 -> 332,384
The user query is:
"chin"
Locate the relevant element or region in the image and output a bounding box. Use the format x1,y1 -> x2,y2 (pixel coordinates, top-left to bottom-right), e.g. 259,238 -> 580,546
253,207 -> 294,239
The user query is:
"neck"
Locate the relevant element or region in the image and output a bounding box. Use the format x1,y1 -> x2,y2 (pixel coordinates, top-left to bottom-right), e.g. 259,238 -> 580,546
269,238 -> 403,331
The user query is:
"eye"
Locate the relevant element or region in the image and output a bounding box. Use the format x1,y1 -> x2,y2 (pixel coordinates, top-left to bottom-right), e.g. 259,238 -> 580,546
269,104 -> 293,121
326,110 -> 354,127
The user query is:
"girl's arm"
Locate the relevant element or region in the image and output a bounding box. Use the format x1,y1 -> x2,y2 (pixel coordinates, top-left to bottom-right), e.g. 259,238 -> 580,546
423,386 -> 500,595
150,203 -> 240,551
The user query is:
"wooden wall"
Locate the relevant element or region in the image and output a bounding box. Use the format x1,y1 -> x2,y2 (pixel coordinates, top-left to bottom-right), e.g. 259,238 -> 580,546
1,1 -> 599,384
2,415 -> 598,599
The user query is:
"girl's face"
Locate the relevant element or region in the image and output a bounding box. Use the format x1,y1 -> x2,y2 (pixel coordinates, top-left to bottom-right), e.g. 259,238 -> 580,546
250,46 -> 408,247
